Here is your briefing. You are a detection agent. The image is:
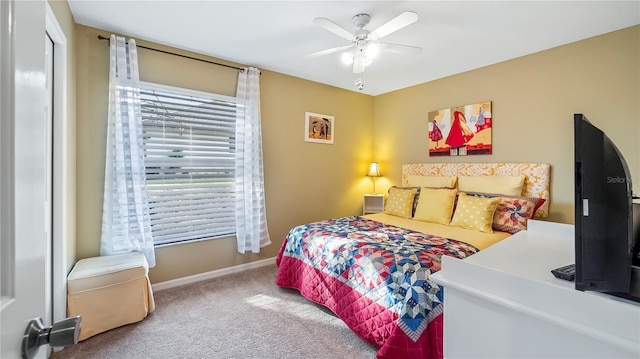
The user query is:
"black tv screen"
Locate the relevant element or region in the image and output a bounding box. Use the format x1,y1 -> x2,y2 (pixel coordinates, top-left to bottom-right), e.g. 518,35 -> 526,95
574,114 -> 634,295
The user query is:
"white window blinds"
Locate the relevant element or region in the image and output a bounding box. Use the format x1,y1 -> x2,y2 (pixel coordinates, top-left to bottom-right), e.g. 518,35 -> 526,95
140,82 -> 237,246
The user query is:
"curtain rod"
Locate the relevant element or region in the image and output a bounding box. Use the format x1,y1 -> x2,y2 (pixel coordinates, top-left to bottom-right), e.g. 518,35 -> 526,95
97,35 -> 245,72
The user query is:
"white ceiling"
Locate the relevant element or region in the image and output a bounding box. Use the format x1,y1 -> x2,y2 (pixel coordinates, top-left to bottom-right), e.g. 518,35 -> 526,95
68,1 -> 640,96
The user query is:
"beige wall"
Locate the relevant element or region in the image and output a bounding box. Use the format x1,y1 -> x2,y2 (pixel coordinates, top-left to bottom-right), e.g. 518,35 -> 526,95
48,0 -> 77,272
74,25 -> 374,283
373,25 -> 640,224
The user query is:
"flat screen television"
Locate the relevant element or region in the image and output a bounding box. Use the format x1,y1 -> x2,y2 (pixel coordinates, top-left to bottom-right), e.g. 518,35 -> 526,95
574,113 -> 640,302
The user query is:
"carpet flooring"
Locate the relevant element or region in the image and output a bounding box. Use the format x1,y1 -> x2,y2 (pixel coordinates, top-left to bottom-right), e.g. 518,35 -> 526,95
50,264 -> 378,359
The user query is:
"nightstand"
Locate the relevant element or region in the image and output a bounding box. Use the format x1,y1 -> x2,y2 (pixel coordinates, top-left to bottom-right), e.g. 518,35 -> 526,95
363,194 -> 385,215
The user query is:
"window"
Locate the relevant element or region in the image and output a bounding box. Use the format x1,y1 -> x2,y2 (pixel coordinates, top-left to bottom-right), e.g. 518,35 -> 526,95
140,82 -> 237,246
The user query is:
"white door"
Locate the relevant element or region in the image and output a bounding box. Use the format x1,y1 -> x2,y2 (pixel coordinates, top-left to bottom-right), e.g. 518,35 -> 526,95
1,0 -> 50,357
44,24 -> 55,342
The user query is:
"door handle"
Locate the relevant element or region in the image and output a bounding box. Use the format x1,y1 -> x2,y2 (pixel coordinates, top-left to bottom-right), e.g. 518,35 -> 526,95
21,315 -> 82,359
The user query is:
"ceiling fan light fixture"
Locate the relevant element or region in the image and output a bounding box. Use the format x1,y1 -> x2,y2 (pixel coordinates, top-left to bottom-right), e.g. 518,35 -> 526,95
341,52 -> 354,65
351,48 -> 372,73
310,11 -> 421,76
365,43 -> 379,59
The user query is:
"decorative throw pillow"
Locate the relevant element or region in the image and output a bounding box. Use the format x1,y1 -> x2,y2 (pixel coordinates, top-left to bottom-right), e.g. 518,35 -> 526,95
413,188 -> 457,225
465,192 -> 546,233
449,193 -> 501,233
407,175 -> 457,189
388,186 -> 421,216
457,175 -> 525,196
384,187 -> 418,219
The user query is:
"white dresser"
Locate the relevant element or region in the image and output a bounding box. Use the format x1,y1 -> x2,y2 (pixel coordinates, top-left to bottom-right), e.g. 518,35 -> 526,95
431,220 -> 640,358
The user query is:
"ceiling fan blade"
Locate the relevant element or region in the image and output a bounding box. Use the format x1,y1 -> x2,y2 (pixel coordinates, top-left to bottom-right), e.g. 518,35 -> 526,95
305,44 -> 354,58
379,42 -> 422,55
371,11 -> 418,39
313,17 -> 354,41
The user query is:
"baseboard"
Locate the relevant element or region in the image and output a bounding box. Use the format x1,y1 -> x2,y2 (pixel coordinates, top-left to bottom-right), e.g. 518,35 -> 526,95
152,257 -> 277,292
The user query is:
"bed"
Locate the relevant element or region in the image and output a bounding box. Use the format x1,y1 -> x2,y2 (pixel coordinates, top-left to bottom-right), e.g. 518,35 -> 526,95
276,162 -> 550,359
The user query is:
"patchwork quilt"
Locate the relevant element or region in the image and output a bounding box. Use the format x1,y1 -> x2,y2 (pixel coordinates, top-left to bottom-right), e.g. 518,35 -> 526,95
275,216 -> 479,359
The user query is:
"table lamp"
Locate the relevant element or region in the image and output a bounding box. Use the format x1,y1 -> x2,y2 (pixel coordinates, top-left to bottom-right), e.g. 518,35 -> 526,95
366,162 -> 382,193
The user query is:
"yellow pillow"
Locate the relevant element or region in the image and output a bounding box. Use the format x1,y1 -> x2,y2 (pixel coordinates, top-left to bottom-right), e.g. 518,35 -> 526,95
413,188 -> 457,225
407,175 -> 457,189
457,175 -> 525,196
384,187 -> 418,219
449,193 -> 501,233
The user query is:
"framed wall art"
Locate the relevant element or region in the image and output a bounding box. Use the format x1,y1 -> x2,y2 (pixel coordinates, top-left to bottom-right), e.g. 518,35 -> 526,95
305,112 -> 334,144
427,101 -> 492,156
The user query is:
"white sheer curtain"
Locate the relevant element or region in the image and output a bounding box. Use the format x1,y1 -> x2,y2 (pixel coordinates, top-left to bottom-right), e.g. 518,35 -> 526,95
101,35 -> 155,267
235,67 -> 271,253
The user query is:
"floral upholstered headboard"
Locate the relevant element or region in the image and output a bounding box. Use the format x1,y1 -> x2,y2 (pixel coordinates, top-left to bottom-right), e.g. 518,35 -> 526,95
402,162 -> 551,218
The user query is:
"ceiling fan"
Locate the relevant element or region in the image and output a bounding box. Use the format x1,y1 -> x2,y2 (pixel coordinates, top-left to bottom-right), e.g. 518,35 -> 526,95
309,11 -> 422,74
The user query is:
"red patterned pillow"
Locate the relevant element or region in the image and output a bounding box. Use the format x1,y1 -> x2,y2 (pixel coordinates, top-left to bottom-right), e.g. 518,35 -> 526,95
464,192 -> 546,234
